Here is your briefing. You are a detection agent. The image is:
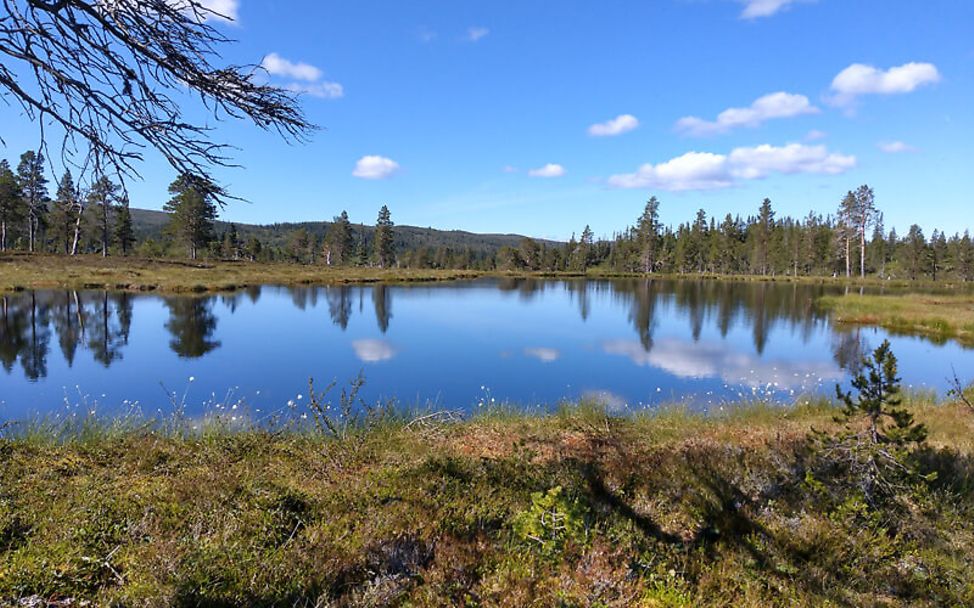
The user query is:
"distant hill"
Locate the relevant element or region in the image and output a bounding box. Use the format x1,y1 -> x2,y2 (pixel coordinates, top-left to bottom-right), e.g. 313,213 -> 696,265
130,208 -> 562,255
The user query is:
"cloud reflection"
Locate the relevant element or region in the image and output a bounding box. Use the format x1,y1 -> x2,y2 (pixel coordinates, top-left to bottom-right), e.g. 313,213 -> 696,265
603,338 -> 843,390
524,347 -> 560,363
352,339 -> 397,363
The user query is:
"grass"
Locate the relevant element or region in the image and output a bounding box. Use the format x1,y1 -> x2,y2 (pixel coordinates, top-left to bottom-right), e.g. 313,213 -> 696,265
5,253 -> 974,295
819,292 -> 974,347
0,253 -> 485,294
2,398 -> 973,606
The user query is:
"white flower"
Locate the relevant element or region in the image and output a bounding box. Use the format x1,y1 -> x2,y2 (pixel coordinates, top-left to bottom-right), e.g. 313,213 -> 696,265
189,376 -> 195,382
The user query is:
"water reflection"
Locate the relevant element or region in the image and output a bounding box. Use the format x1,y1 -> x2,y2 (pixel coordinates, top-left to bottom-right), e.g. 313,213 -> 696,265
352,339 -> 397,363
164,298 -> 221,359
0,281 -> 968,406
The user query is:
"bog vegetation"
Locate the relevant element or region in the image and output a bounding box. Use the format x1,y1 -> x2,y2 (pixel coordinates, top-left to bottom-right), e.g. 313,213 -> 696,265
1,343 -> 973,606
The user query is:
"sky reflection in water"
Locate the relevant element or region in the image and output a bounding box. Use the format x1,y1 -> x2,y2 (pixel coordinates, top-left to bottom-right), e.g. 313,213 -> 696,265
1,279 -> 970,419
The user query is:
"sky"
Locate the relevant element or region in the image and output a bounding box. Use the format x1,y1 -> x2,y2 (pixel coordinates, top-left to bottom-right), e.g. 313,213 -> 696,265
1,0 -> 972,240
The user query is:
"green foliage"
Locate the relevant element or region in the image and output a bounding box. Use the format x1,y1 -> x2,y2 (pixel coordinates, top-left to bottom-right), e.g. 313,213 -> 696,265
163,174 -> 219,260
815,340 -> 932,506
374,204 -> 395,268
513,486 -> 589,556
836,339 -> 928,446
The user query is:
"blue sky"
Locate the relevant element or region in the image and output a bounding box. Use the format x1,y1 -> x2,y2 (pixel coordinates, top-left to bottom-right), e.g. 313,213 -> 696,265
2,0 -> 972,240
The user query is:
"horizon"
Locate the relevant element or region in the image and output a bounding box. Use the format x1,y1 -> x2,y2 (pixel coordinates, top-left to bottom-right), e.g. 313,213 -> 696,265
1,0 -> 971,241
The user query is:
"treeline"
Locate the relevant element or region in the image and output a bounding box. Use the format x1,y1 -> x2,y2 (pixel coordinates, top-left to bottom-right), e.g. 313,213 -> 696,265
3,150 -> 972,281
499,189 -> 974,281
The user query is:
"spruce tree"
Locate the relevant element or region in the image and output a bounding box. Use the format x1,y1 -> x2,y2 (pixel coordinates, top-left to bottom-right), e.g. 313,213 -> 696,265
636,196 -> 661,273
324,210 -> 354,266
16,151 -> 48,253
754,198 -> 775,275
0,160 -> 23,252
374,205 -> 395,268
114,193 -> 135,255
50,170 -> 79,254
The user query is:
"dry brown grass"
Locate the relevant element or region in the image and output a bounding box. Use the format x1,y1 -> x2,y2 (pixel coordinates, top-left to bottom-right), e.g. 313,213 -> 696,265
0,253 -> 484,293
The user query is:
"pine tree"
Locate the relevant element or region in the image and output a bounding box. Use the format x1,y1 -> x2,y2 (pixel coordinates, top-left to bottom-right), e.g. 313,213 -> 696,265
0,160 -> 23,252
245,236 -> 263,262
286,228 -> 310,263
221,223 -> 240,259
930,230 -> 949,281
902,225 -> 927,281
16,151 -> 48,253
851,185 -> 877,278
88,175 -> 119,257
959,231 -> 974,282
374,205 -> 395,268
837,191 -> 857,277
114,193 -> 135,255
826,340 -> 929,504
324,210 -> 354,265
163,174 -> 218,260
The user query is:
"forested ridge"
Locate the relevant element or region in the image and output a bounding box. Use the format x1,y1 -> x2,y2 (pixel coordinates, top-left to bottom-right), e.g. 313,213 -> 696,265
1,151 -> 972,280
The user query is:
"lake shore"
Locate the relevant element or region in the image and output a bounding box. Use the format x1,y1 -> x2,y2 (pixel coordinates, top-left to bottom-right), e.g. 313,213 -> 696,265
2,400 -> 973,606
4,253 -> 972,295
819,292 -> 974,347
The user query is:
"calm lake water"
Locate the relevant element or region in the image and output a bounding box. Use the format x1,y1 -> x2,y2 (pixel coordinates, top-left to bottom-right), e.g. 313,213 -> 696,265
1,279 -> 972,420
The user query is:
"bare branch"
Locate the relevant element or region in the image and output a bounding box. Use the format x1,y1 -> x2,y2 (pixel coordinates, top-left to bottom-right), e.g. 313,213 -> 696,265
0,0 -> 317,198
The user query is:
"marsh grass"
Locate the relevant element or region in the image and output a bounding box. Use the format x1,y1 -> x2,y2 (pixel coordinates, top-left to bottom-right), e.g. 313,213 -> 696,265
0,253 -> 485,294
2,393 -> 973,606
6,253 -> 974,295
819,292 -> 974,346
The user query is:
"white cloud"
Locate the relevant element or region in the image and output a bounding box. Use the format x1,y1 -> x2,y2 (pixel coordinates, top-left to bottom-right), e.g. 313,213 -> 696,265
829,62 -> 941,106
740,0 -> 807,19
727,143 -> 855,179
261,53 -> 322,82
878,141 -> 917,154
352,339 -> 397,363
285,81 -> 345,99
588,114 -> 640,137
676,92 -> 819,137
603,338 -> 843,390
528,163 -> 566,178
524,347 -> 560,363
805,129 -> 827,141
607,143 -> 855,191
467,26 -> 490,42
260,52 -> 344,100
353,156 -> 400,180
608,152 -> 732,191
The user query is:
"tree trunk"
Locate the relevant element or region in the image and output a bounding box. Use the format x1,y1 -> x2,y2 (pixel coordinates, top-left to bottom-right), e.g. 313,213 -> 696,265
860,226 -> 866,278
71,218 -> 81,255
845,236 -> 851,278
1,219 -> 5,251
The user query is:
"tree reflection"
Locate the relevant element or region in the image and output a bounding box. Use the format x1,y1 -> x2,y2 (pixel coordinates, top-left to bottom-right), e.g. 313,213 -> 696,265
88,292 -> 132,366
373,285 -> 392,334
327,286 -> 353,330
164,297 -> 221,359
0,295 -> 30,375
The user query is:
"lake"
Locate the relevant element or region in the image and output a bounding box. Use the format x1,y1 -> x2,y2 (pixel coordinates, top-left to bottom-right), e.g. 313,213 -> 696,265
1,278 -> 971,421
